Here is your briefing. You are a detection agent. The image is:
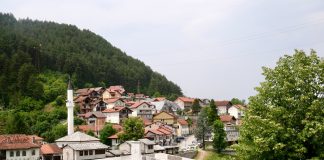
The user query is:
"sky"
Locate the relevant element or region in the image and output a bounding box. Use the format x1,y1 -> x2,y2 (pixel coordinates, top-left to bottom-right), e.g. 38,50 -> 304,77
1,0 -> 324,100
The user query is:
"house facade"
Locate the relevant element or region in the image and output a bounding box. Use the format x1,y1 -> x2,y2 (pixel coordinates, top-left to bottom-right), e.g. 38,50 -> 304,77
102,106 -> 132,124
130,102 -> 155,119
176,119 -> 189,137
62,143 -> 108,160
0,134 -> 41,160
215,101 -> 232,115
174,97 -> 194,110
153,111 -> 176,125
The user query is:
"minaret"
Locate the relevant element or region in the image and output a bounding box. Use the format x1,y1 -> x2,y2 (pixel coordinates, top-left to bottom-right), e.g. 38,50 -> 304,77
66,77 -> 74,135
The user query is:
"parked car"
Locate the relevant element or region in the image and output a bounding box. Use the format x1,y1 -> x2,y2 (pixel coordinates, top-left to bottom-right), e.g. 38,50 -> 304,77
176,136 -> 185,143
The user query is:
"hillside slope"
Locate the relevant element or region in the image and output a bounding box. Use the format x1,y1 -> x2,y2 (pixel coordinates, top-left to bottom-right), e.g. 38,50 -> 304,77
0,13 -> 182,108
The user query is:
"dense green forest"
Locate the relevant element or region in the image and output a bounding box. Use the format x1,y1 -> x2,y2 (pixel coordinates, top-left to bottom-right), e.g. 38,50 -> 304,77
0,13 -> 182,108
0,13 -> 182,140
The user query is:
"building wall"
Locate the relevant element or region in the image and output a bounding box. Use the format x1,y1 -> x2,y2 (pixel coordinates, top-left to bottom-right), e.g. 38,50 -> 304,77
217,106 -> 227,115
174,100 -> 184,110
5,148 -> 40,160
177,124 -> 189,136
63,146 -> 74,160
119,142 -> 131,153
228,107 -> 239,119
105,112 -> 120,124
153,112 -> 175,125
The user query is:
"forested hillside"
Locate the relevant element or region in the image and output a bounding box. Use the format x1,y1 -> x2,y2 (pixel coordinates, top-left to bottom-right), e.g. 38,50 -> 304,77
0,13 -> 182,109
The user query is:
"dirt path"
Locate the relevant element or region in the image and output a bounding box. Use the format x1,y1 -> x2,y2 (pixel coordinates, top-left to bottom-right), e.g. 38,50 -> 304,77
195,149 -> 208,160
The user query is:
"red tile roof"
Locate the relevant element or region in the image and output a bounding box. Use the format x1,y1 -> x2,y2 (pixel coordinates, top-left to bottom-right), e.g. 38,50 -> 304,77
153,97 -> 166,102
215,101 -> 232,106
108,131 -> 123,139
177,119 -> 188,125
220,115 -> 236,122
107,85 -> 125,94
142,118 -> 152,126
102,106 -> 131,113
41,144 -> 62,155
176,97 -> 194,103
130,102 -> 151,109
0,134 -> 40,150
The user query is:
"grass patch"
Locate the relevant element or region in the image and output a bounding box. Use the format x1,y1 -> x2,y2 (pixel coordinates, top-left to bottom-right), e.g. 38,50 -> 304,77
205,151 -> 236,160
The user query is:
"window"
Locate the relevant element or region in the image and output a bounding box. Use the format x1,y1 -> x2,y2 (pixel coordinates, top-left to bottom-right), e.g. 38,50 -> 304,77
89,150 -> 93,155
10,151 -> 14,157
16,151 -> 20,157
22,151 -> 26,156
148,145 -> 153,149
84,150 -> 88,156
79,151 -> 83,156
32,150 -> 35,155
95,149 -> 105,155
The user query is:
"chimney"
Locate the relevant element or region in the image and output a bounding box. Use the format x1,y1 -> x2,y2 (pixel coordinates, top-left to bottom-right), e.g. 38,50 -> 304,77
130,141 -> 142,160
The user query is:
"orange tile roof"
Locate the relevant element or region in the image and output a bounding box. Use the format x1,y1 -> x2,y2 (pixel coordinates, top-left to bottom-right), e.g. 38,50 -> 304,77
102,106 -> 131,113
215,100 -> 231,106
0,134 -> 40,150
108,131 -> 123,139
177,97 -> 194,103
142,118 -> 152,126
130,101 -> 151,109
177,119 -> 188,125
41,144 -> 62,155
220,115 -> 236,122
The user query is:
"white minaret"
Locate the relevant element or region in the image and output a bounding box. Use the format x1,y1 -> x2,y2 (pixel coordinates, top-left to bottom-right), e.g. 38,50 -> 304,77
66,77 -> 74,135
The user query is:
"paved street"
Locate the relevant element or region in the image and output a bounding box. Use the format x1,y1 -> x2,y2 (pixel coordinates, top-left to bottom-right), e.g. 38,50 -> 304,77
178,135 -> 197,150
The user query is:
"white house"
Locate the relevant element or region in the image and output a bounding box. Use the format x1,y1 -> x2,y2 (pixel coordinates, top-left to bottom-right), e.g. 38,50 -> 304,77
55,132 -> 100,148
104,98 -> 125,109
0,134 -> 41,160
174,97 -> 194,110
130,102 -> 155,119
102,106 -> 133,124
228,104 -> 246,119
215,101 -> 232,115
176,119 -> 189,137
62,143 -> 108,160
119,139 -> 155,155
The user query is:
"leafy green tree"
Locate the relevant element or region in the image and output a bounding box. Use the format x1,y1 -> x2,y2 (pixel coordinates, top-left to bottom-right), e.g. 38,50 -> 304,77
99,123 -> 117,146
212,119 -> 227,153
5,112 -> 29,134
237,50 -> 324,159
119,117 -> 144,142
194,107 -> 212,150
43,124 -> 67,143
207,99 -> 218,125
230,98 -> 246,105
191,99 -> 201,115
87,130 -> 96,137
152,91 -> 161,98
74,117 -> 86,125
17,97 -> 43,111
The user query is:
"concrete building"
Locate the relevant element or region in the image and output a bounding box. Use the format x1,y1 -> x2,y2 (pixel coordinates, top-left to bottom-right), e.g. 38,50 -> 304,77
62,143 -> 108,160
0,134 -> 41,160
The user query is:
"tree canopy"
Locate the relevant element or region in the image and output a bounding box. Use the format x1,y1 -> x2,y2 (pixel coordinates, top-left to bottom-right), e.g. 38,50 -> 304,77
119,117 -> 145,142
237,50 -> 324,159
99,123 -> 117,146
0,13 -> 182,109
191,99 -> 201,115
195,107 -> 212,150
